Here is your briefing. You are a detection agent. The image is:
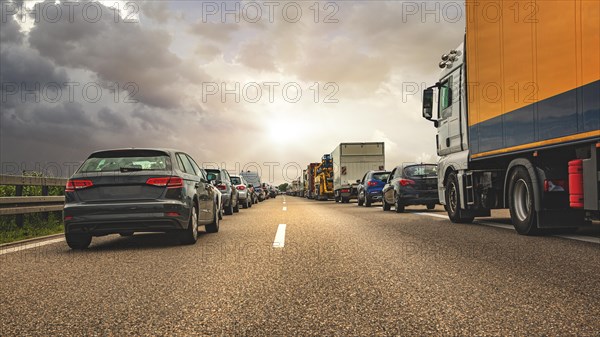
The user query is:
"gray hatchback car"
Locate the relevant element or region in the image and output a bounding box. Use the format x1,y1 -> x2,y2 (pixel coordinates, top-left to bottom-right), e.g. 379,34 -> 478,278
63,149 -> 220,249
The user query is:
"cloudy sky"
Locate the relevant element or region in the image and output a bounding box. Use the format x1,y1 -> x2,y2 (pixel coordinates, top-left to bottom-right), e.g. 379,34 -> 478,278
0,0 -> 465,183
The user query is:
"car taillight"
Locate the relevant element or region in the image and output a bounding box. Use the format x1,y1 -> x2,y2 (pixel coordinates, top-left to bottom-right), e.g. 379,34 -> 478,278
146,177 -> 184,189
65,179 -> 93,192
237,185 -> 246,190
399,179 -> 415,186
367,180 -> 377,186
216,184 -> 227,191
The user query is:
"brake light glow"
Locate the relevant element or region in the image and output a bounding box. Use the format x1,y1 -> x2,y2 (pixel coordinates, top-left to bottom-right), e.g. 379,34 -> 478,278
341,189 -> 350,193
399,179 -> 416,186
65,179 -> 93,192
146,177 -> 184,189
165,212 -> 180,217
367,181 -> 377,186
216,184 -> 227,191
236,185 -> 246,190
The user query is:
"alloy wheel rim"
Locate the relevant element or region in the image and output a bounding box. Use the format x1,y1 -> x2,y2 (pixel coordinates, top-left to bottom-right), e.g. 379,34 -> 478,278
513,179 -> 531,222
449,182 -> 457,214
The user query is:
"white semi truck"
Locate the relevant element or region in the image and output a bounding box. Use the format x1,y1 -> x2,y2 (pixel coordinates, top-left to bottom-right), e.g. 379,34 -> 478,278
331,142 -> 385,203
421,1 -> 599,234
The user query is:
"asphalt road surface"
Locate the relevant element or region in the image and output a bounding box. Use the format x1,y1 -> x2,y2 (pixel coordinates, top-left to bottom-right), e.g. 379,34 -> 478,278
1,197 -> 599,336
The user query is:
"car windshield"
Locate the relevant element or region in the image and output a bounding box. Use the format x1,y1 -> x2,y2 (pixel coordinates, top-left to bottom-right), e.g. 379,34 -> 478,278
79,151 -> 171,173
372,172 -> 390,181
403,165 -> 437,178
231,177 -> 242,185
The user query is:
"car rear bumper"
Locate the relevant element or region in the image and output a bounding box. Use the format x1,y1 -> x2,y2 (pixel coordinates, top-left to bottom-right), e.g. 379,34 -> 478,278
367,192 -> 383,201
399,192 -> 438,206
63,200 -> 189,235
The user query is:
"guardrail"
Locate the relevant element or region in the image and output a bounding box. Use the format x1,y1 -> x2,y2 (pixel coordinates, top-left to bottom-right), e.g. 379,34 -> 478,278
0,175 -> 67,226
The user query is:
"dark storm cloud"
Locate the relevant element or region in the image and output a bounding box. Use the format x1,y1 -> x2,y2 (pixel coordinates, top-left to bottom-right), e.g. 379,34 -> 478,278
98,107 -> 128,131
0,24 -> 69,110
27,0 -> 202,110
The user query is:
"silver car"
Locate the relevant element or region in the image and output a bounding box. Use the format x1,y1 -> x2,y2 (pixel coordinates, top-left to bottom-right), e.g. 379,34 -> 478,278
230,175 -> 252,209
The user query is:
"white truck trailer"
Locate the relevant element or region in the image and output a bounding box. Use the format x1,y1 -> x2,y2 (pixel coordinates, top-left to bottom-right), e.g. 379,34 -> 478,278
331,142 -> 385,203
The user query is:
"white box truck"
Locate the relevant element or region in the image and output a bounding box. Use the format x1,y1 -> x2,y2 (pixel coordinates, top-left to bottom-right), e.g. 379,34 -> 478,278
331,142 -> 385,203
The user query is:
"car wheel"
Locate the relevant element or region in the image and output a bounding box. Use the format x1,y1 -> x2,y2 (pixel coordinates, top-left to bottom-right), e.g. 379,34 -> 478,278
233,199 -> 240,213
205,204 -> 220,233
383,198 -> 391,211
365,196 -> 372,207
395,195 -> 405,213
508,167 -> 540,235
357,192 -> 364,206
180,205 -> 199,245
224,199 -> 234,215
445,172 -> 474,223
426,204 -> 435,210
65,233 -> 92,250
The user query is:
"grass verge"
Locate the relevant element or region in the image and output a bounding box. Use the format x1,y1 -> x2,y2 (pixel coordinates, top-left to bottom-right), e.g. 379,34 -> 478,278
0,213 -> 63,245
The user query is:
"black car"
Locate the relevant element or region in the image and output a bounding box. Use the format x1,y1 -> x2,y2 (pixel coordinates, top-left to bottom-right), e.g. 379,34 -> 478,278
382,164 -> 439,213
63,149 -> 220,249
205,168 -> 239,215
357,170 -> 391,207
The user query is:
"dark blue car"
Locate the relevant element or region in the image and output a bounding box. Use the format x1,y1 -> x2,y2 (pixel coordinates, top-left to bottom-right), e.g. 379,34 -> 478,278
357,170 -> 391,207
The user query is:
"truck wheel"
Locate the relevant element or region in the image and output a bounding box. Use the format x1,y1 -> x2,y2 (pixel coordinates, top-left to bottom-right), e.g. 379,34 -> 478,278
395,196 -> 405,213
383,198 -> 391,211
445,173 -> 474,223
65,233 -> 92,250
205,205 -> 220,233
508,167 -> 540,235
180,205 -> 199,245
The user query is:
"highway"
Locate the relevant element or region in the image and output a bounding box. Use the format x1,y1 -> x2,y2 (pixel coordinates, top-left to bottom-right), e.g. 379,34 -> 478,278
1,197 -> 599,336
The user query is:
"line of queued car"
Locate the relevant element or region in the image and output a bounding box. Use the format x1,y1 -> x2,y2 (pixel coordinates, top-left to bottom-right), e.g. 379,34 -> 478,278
356,163 -> 439,212
63,148 -> 272,249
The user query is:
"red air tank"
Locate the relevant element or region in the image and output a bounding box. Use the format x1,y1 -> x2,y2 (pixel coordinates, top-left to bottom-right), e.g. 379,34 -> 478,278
568,160 -> 584,208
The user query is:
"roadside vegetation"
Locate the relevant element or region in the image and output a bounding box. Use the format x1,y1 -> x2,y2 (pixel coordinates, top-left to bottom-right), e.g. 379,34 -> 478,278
0,172 -> 65,244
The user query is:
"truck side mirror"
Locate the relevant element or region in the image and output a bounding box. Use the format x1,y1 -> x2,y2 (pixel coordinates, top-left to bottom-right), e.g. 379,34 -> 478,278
422,88 -> 434,120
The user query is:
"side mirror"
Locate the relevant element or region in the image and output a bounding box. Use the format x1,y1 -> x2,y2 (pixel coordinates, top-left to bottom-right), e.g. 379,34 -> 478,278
356,179 -> 361,183
422,88 -> 434,120
248,183 -> 253,188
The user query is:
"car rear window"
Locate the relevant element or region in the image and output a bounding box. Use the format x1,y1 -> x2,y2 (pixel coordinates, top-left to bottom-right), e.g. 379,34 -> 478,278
205,170 -> 221,182
372,172 -> 390,181
79,150 -> 171,173
403,165 -> 437,178
241,173 -> 260,185
231,176 -> 242,185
